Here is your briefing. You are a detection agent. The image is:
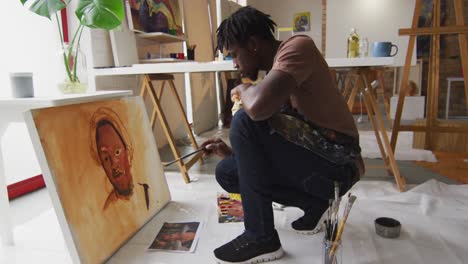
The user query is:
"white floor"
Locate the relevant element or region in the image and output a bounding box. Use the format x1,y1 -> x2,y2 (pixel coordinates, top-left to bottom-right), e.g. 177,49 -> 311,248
2,170 -> 468,264
1,124 -> 466,263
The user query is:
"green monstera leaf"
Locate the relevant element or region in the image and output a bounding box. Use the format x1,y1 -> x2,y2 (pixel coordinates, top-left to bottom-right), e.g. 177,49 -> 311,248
20,0 -> 70,19
75,0 -> 124,30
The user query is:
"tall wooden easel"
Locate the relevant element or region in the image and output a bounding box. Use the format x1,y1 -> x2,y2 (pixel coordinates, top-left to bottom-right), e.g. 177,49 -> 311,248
391,0 -> 468,151
140,74 -> 203,183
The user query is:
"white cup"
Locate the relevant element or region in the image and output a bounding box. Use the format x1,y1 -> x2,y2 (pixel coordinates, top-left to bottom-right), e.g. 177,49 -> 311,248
10,72 -> 34,98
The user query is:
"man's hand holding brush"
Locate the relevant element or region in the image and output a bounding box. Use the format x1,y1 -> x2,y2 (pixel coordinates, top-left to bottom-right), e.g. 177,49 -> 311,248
200,138 -> 232,159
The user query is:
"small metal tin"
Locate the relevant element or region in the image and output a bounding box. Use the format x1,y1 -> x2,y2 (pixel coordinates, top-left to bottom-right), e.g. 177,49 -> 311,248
375,217 -> 401,238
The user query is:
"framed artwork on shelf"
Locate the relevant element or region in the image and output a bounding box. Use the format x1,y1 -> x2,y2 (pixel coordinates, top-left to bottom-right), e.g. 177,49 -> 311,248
126,0 -> 184,36
293,12 -> 311,32
24,96 -> 171,264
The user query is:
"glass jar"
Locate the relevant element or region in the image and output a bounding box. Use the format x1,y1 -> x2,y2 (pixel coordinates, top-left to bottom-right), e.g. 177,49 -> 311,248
323,238 -> 342,264
359,37 -> 369,57
57,43 -> 88,94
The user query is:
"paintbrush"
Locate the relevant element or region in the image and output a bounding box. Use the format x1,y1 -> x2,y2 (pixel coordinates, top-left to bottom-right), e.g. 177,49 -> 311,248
329,195 -> 357,257
163,146 -> 206,167
330,182 -> 340,240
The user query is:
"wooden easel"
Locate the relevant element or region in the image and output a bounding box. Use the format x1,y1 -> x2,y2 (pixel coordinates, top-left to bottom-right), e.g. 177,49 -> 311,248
140,74 -> 202,183
391,0 -> 468,151
343,69 -> 392,127
345,68 -> 406,191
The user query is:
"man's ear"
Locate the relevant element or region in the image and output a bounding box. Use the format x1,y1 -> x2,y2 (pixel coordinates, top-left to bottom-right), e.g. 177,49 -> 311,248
247,36 -> 260,53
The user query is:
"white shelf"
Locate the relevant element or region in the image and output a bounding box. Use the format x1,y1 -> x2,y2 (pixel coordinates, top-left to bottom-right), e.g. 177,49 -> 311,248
139,58 -> 189,64
135,32 -> 187,43
93,61 -> 236,76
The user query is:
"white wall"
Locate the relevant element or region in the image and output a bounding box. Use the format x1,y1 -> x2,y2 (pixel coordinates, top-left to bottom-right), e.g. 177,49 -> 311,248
0,2 -> 63,185
0,1 -> 62,97
326,0 -> 416,66
248,0 -> 322,47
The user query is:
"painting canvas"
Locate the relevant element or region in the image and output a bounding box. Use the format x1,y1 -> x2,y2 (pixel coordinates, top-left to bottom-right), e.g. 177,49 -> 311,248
24,96 -> 171,264
417,0 -> 448,57
126,0 -> 184,35
293,12 -> 311,32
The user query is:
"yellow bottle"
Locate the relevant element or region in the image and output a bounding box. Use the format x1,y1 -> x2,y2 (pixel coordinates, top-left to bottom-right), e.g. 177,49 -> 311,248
347,28 -> 360,58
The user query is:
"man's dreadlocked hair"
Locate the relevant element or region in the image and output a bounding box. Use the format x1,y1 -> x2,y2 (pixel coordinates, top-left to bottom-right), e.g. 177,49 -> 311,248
217,6 -> 276,52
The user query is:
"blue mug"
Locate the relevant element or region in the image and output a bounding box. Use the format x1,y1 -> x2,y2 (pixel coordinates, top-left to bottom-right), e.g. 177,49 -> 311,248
370,42 -> 398,57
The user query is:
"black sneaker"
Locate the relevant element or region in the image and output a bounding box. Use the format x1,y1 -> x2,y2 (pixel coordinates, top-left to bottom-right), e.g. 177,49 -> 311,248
214,230 -> 284,263
291,209 -> 327,235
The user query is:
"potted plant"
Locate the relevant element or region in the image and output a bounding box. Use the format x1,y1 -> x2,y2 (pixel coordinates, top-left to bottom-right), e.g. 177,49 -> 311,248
20,0 -> 124,93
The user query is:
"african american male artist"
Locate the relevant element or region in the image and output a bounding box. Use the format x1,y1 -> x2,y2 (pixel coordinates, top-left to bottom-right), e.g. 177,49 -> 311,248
201,6 -> 364,264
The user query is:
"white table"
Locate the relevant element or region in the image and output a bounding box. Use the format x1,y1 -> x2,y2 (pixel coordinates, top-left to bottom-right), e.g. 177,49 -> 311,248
93,57 -> 394,76
445,77 -> 465,119
0,90 -> 132,246
93,57 -> 394,116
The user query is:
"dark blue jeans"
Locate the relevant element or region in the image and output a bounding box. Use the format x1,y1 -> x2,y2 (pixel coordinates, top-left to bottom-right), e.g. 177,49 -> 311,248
216,109 -> 356,239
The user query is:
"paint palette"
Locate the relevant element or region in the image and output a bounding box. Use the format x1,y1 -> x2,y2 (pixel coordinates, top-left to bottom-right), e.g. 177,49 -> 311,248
217,192 -> 244,223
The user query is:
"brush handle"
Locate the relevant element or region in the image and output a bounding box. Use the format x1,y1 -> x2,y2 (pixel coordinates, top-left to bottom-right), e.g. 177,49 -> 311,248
163,146 -> 206,167
329,220 -> 345,257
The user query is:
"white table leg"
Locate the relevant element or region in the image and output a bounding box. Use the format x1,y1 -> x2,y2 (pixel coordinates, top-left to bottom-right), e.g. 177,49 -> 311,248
445,80 -> 451,119
215,71 -> 223,125
0,123 -> 14,246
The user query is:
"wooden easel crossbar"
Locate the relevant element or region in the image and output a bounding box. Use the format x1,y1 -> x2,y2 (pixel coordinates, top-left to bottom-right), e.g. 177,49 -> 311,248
140,73 -> 203,183
391,0 -> 468,151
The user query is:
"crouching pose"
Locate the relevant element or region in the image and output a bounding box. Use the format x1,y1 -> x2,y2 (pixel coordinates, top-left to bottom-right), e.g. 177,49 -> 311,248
203,6 -> 364,264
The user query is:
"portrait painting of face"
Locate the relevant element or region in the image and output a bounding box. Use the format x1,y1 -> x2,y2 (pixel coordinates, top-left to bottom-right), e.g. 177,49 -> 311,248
92,112 -> 136,211
96,120 -> 133,197
24,96 -> 171,264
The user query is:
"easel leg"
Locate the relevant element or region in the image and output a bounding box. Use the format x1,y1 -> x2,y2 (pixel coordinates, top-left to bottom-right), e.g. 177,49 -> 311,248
360,85 -> 392,176
453,0 -> 468,112
142,75 -> 191,183
390,0 -> 422,152
167,80 -> 203,166
361,73 -> 406,191
347,73 -> 361,112
342,73 -> 356,98
425,0 -> 442,150
376,70 -> 393,128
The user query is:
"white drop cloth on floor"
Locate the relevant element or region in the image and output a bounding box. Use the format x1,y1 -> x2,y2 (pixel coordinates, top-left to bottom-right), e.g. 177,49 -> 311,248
360,131 -> 437,162
2,175 -> 467,264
